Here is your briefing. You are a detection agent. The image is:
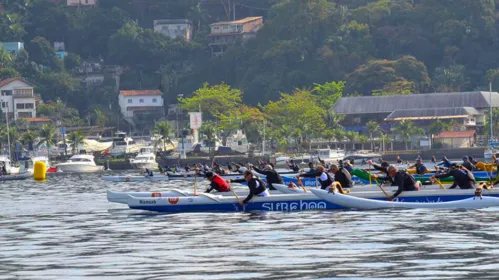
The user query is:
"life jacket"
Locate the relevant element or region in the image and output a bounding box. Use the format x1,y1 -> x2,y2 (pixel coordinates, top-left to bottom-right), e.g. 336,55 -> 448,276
212,174 -> 230,192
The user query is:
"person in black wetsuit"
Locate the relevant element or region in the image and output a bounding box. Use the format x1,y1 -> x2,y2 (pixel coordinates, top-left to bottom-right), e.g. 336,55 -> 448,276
461,156 -> 475,171
408,158 -> 428,175
287,159 -> 300,172
251,164 -> 283,190
396,156 -> 403,164
431,164 -> 476,189
372,165 -> 418,201
307,162 -> 315,173
329,164 -> 353,189
299,166 -> 332,190
229,170 -> 269,206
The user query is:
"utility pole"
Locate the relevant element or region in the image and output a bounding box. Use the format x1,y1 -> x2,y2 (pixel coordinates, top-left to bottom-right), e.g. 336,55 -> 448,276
262,120 -> 266,155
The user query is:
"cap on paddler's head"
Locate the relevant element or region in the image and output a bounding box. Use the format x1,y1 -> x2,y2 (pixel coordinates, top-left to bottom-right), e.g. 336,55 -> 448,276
463,156 -> 469,160
205,171 -> 214,178
263,164 -> 273,171
243,170 -> 253,177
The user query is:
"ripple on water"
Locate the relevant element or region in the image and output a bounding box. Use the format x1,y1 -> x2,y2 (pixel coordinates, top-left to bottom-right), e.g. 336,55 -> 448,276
1,173 -> 499,279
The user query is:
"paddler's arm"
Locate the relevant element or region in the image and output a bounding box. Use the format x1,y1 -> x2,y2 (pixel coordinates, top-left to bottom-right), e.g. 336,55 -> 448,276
230,178 -> 246,183
299,171 -> 321,178
242,180 -> 257,204
434,171 -> 452,179
205,181 -> 218,193
391,175 -> 405,199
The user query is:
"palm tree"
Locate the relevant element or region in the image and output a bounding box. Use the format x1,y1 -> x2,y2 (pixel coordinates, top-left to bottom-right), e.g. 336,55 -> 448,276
393,120 -> 424,150
428,120 -> 451,147
69,131 -> 85,154
93,109 -> 108,127
40,123 -> 56,158
154,121 -> 174,151
322,129 -> 335,147
21,129 -> 38,151
345,131 -> 357,151
366,121 -> 379,151
333,129 -> 346,150
200,121 -> 217,158
358,135 -> 368,150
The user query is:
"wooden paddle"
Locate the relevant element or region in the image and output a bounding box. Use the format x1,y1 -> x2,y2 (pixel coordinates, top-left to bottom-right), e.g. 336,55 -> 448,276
368,165 -> 372,186
433,178 -> 446,190
228,181 -> 242,204
193,170 -> 198,196
376,180 -> 390,198
315,176 -> 318,189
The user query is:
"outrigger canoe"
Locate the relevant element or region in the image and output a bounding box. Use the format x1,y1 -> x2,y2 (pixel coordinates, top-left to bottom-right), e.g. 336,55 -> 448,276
311,189 -> 499,210
124,186 -> 499,213
351,169 -> 497,184
103,174 -> 170,182
0,173 -> 31,181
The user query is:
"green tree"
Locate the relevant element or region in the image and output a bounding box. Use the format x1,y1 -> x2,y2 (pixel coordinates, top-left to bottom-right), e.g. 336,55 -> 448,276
345,131 -> 357,150
154,121 -> 174,151
393,120 -> 424,150
366,120 -> 379,151
358,135 -> 368,150
312,81 -> 345,110
69,131 -> 85,154
428,120 -> 451,146
40,123 -> 56,158
180,83 -> 242,120
200,121 -> 217,158
21,129 -> 38,151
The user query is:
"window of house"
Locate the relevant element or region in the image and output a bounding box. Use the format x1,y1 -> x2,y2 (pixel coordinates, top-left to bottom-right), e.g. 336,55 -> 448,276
152,98 -> 157,103
139,99 -> 144,103
1,90 -> 12,96
128,99 -> 132,103
16,104 -> 25,109
214,26 -> 220,30
25,103 -> 34,109
223,25 -> 229,30
1,102 -> 6,108
18,112 -> 32,118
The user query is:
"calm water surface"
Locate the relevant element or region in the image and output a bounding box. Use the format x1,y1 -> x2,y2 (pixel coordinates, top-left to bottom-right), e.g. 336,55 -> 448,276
1,173 -> 499,279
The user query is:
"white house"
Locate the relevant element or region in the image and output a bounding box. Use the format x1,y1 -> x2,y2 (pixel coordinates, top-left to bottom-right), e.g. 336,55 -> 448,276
118,90 -> 164,119
67,0 -> 97,6
0,78 -> 37,120
153,19 -> 193,41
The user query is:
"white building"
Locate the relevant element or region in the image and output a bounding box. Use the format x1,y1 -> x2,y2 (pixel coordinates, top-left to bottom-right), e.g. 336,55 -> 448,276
118,90 -> 164,118
153,19 -> 193,41
0,78 -> 37,120
67,0 -> 97,6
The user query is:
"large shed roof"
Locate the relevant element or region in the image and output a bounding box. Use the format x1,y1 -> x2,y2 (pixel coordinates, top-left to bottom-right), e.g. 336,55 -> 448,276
385,107 -> 481,121
333,92 -> 499,115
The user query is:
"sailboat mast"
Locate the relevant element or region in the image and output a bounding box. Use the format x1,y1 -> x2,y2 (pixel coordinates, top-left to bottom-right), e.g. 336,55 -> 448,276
5,101 -> 11,161
490,82 -> 493,142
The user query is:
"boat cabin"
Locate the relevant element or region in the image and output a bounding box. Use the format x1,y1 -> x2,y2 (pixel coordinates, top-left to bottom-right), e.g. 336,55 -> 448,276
68,154 -> 95,163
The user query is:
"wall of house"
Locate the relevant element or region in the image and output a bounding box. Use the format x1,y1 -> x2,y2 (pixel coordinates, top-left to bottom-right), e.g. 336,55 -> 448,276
118,95 -> 164,118
13,97 -> 36,120
154,23 -> 192,41
242,19 -> 263,33
0,80 -> 33,114
0,42 -> 24,55
67,0 -> 97,6
434,137 -> 473,148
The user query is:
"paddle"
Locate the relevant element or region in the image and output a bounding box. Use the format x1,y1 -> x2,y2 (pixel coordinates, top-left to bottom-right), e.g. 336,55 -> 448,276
376,180 -> 390,198
315,176 -> 318,189
368,165 -> 372,186
193,169 -> 198,196
433,178 -> 446,190
228,181 -> 242,204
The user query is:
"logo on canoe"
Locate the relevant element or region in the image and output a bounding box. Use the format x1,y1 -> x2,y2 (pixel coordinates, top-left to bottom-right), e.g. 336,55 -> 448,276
139,200 -> 156,205
151,192 -> 162,197
168,197 -> 180,205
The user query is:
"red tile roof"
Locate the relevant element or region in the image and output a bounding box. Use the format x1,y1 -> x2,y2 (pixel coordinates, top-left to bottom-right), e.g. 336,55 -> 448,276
433,130 -> 476,139
0,78 -> 34,88
120,90 -> 162,96
25,117 -> 52,122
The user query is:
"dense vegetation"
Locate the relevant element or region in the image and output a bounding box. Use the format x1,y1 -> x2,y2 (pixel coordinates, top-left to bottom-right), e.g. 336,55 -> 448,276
2,0 -> 499,151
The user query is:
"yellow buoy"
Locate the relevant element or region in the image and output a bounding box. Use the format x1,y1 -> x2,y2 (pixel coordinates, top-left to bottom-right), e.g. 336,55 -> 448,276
34,161 -> 47,181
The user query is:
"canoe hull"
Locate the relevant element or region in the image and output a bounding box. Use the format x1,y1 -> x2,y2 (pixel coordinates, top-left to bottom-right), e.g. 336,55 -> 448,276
103,175 -> 169,182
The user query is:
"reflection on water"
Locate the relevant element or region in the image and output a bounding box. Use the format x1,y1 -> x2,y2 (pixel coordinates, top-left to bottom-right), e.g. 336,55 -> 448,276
1,173 -> 499,279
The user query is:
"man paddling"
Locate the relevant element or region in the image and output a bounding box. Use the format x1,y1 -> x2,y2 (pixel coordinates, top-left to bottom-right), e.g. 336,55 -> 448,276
204,171 -> 230,193
461,156 -> 475,171
251,164 -> 283,190
229,170 -> 269,206
372,165 -> 419,201
329,164 -> 353,189
298,165 -> 349,193
408,158 -> 428,175
431,164 -> 476,189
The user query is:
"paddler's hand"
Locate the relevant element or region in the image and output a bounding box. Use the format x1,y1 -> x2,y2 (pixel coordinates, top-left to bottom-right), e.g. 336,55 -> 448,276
371,174 -> 379,179
226,179 -> 231,183
367,160 -> 373,166
239,201 -> 245,206
387,196 -> 393,201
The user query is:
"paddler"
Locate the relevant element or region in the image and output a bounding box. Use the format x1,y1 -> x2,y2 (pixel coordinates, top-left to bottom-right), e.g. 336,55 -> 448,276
372,165 -> 419,201
407,158 -> 428,175
251,164 -> 283,190
396,156 -> 403,164
329,164 -> 353,189
437,156 -> 452,168
461,156 -> 475,171
298,165 -> 349,193
204,171 -> 231,193
431,163 -> 476,189
287,159 -> 300,172
228,170 -> 269,206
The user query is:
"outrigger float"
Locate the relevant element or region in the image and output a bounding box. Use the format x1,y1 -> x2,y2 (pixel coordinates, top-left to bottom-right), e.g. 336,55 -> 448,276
109,183 -> 499,213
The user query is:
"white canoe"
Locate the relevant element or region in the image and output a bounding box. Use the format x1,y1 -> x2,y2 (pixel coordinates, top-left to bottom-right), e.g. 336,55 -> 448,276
310,189 -> 499,210
107,189 -> 282,204
103,174 -> 169,182
273,183 -> 445,194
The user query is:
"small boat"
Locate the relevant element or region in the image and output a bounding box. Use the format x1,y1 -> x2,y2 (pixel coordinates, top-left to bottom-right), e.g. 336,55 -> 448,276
166,171 -> 246,181
0,173 -> 31,181
102,174 -> 169,182
55,154 -> 104,173
129,147 -> 158,170
310,189 -> 499,210
0,156 -> 20,174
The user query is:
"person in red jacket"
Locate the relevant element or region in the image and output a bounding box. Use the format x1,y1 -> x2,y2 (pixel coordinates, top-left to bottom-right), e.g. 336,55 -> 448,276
205,171 -> 230,193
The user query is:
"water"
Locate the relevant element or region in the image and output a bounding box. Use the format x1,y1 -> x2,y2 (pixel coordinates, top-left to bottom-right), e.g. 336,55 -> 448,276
2,173 -> 499,279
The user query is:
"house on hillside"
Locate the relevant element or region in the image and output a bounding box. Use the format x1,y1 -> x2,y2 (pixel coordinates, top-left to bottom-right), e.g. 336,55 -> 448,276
67,0 -> 97,6
0,78 -> 37,120
333,91 -> 499,134
54,42 -> 67,60
24,117 -> 52,127
209,16 -> 263,57
119,90 -> 164,129
153,19 -> 193,41
72,60 -> 122,88
0,42 -> 24,55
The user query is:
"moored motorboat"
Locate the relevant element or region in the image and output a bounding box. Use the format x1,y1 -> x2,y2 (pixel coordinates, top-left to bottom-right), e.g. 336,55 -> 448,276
129,147 -> 158,170
0,172 -> 31,181
310,188 -> 499,210
55,154 -> 104,173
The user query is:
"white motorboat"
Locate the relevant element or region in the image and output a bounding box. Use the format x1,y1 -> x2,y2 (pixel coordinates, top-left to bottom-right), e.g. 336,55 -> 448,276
26,156 -> 51,173
0,156 -> 19,174
129,147 -> 158,170
110,131 -> 141,156
55,154 -> 104,173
